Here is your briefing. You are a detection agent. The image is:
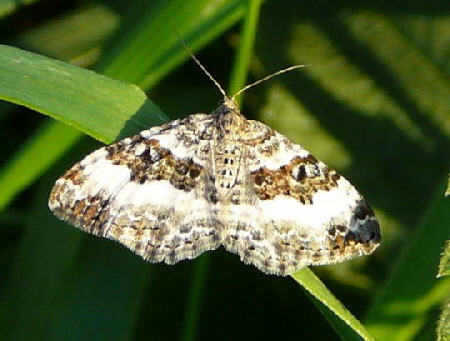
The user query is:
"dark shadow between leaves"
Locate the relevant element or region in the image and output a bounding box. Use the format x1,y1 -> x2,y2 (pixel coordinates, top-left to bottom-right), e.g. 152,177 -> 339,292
114,98 -> 169,141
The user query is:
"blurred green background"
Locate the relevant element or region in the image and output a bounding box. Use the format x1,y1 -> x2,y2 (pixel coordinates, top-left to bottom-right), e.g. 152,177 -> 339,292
0,0 -> 449,340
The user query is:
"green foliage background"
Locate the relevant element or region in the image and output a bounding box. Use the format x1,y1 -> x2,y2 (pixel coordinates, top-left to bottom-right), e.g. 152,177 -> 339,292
0,0 -> 449,340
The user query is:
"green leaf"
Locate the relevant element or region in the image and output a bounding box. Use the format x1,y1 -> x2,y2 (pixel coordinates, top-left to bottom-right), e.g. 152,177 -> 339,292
0,44 -> 167,143
292,268 -> 375,341
227,0 -> 262,100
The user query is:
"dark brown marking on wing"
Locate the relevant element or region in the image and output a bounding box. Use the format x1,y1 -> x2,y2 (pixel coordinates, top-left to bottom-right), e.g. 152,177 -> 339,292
250,155 -> 341,203
104,137 -> 204,192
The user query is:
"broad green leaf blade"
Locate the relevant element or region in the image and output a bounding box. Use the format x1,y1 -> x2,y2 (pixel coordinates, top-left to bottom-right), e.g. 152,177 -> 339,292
365,181 -> 450,341
0,44 -> 167,143
292,268 -> 375,341
438,241 -> 450,278
0,120 -> 80,211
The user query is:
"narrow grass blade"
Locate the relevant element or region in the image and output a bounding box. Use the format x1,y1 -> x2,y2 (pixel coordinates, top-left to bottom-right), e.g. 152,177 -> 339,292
228,0 -> 262,100
292,268 -> 375,341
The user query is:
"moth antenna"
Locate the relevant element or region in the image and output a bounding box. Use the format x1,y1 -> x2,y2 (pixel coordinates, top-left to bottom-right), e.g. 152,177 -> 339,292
231,64 -> 308,100
176,34 -> 227,98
